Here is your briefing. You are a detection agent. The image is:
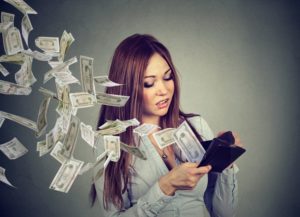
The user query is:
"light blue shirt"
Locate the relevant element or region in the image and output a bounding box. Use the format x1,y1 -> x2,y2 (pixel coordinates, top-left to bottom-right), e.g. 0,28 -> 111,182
94,116 -> 239,217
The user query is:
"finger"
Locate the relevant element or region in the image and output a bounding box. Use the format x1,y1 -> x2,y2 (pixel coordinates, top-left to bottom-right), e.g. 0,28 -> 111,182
194,165 -> 212,174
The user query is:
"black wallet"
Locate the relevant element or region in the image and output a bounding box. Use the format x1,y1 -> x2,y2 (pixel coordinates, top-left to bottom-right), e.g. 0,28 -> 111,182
198,131 -> 246,172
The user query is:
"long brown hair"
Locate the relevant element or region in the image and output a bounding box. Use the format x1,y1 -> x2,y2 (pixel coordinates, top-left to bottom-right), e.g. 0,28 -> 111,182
91,34 -> 186,210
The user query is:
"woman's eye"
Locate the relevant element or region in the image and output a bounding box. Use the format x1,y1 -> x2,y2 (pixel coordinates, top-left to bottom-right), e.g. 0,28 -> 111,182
144,82 -> 154,88
164,74 -> 173,81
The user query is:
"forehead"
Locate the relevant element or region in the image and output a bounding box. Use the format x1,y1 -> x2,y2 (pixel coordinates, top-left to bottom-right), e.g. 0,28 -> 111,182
144,53 -> 170,76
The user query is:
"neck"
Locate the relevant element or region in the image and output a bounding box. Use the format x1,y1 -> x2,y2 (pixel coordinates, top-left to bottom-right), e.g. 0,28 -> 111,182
142,115 -> 160,126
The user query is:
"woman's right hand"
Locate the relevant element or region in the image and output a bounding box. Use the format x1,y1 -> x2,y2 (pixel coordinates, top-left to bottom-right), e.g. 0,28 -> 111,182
158,163 -> 212,196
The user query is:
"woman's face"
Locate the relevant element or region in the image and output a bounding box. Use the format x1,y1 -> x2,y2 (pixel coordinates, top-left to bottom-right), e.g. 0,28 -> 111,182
142,53 -> 175,123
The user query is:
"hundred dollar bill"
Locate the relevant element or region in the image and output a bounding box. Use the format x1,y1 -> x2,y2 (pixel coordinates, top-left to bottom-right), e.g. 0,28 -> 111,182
0,80 -> 31,95
1,12 -> 15,23
50,141 -> 67,164
4,0 -> 37,15
0,166 -> 16,188
94,75 -> 123,87
80,56 -> 96,95
0,53 -> 26,65
15,55 -> 36,87
0,137 -> 28,160
59,30 -> 74,61
173,121 -> 206,163
0,110 -> 37,131
44,130 -> 56,156
49,158 -> 84,193
61,115 -> 80,159
36,96 -> 51,138
133,123 -> 160,136
35,36 -> 59,53
0,63 -> 10,76
43,56 -> 77,83
80,122 -> 95,148
153,128 -> 176,149
69,92 -> 96,109
4,27 -> 24,55
0,22 -> 13,32
21,15 -> 32,46
120,142 -> 147,160
95,92 -> 129,107
22,49 -> 52,61
103,135 -> 120,162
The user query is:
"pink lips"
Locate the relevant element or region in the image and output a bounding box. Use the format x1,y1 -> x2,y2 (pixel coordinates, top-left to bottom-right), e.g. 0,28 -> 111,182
156,99 -> 169,109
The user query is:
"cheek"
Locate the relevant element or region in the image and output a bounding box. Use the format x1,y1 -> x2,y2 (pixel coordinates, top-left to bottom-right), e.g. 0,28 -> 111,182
142,90 -> 153,107
168,81 -> 175,95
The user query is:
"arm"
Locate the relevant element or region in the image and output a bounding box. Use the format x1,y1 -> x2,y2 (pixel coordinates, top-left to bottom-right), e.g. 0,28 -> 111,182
94,175 -> 176,217
188,116 -> 239,217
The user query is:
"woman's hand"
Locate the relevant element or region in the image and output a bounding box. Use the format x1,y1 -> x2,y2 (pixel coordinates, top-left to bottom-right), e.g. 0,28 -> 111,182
158,163 -> 212,196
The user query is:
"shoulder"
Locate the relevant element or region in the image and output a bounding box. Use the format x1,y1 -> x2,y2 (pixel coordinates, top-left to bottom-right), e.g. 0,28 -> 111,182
186,115 -> 215,141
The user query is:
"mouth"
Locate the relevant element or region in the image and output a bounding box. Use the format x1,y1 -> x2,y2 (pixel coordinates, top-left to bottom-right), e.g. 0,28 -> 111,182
156,98 -> 169,109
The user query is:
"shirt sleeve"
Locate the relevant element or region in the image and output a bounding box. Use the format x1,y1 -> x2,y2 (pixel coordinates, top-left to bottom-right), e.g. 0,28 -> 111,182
188,116 -> 239,217
94,173 -> 177,217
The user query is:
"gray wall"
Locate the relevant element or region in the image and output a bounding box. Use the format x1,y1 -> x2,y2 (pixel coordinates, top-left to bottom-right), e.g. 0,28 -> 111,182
0,0 -> 299,216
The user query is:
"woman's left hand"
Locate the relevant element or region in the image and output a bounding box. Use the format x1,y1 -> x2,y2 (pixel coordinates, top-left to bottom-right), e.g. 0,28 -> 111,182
217,131 -> 244,169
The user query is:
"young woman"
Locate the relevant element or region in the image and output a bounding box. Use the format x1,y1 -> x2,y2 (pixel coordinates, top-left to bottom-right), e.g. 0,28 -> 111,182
91,34 -> 241,217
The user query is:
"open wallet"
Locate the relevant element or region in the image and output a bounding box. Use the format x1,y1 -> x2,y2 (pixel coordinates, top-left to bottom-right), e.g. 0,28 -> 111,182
198,131 -> 246,173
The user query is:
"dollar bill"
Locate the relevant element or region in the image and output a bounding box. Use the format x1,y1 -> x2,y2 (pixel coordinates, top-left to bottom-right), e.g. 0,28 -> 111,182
50,141 -> 67,164
0,63 -> 10,76
21,14 -> 32,46
133,123 -> 160,136
4,0 -> 37,15
4,27 -> 24,55
59,30 -> 74,61
103,135 -> 121,162
0,110 -> 37,131
173,121 -> 206,163
0,116 -> 5,127
0,53 -> 26,65
80,122 -> 95,148
35,36 -> 59,53
122,118 -> 140,128
61,115 -> 80,159
38,87 -> 58,99
80,56 -> 96,95
96,121 -> 126,136
0,166 -> 16,188
36,96 -> 51,138
1,12 -> 15,23
22,49 -> 52,61
44,130 -> 56,156
0,137 -> 28,160
153,128 -> 176,149
0,21 -> 13,32
95,92 -> 129,107
54,71 -> 80,86
120,142 -> 147,160
15,55 -> 36,87
49,158 -> 84,193
48,60 -> 63,68
94,75 -> 123,87
44,56 -> 77,83
69,92 -> 95,109
36,140 -> 46,152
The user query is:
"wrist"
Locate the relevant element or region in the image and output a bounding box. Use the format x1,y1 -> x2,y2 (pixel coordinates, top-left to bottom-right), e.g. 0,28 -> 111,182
159,176 -> 176,196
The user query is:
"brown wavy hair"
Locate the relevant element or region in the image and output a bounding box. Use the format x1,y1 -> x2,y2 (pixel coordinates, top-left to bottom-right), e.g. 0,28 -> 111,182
90,34 -> 187,210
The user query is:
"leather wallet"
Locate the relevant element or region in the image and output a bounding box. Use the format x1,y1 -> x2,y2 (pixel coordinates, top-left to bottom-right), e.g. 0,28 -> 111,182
198,131 -> 246,172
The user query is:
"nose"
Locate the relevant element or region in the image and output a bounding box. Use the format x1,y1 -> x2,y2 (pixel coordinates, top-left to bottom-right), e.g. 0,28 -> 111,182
156,80 -> 168,96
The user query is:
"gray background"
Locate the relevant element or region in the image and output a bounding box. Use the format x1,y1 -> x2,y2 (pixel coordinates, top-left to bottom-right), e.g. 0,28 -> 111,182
0,0 -> 299,216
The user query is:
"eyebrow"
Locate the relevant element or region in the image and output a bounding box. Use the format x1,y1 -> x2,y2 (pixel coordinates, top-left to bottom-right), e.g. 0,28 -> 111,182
144,68 -> 171,79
